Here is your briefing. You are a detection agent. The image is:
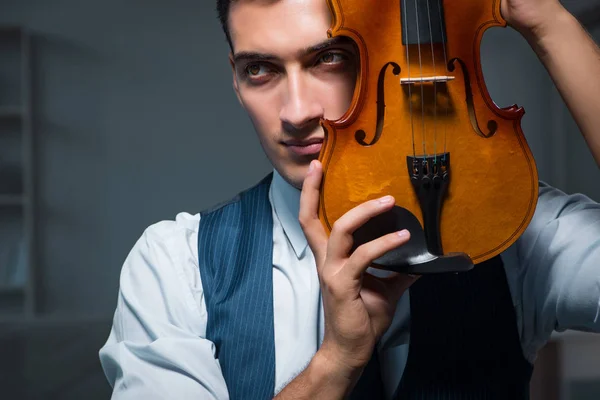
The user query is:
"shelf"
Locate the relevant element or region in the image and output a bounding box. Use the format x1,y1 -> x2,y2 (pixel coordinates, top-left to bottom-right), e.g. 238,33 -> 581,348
0,194 -> 26,207
0,285 -> 23,295
0,24 -> 33,318
0,26 -> 22,38
0,106 -> 23,120
0,285 -> 25,315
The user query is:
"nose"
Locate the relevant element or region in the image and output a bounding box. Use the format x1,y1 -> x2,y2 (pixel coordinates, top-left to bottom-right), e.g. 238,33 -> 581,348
279,70 -> 324,133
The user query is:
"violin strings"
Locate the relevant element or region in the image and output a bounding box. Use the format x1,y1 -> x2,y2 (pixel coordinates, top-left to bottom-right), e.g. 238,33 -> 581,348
413,0 -> 427,160
426,0 -> 438,164
402,0 -> 416,158
437,0 -> 449,161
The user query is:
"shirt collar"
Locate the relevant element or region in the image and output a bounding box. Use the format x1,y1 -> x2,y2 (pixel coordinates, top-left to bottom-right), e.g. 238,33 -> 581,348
270,169 -> 308,258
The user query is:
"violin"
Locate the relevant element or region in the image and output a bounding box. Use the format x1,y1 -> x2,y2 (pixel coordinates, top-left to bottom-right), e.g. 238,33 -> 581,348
318,0 -> 539,274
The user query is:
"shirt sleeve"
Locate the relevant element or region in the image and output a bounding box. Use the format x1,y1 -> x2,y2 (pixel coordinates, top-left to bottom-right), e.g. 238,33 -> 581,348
515,181 -> 600,360
98,213 -> 230,399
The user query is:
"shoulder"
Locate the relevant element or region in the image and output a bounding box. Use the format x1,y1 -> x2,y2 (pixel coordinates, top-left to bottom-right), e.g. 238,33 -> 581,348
505,180 -> 600,280
133,211 -> 201,269
103,212 -> 209,349
512,180 -> 600,277
141,211 -> 200,245
519,181 -> 599,247
119,212 -> 205,320
534,180 -> 599,218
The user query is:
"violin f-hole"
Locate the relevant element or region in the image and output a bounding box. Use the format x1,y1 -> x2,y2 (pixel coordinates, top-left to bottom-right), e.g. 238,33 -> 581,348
449,58 -> 498,138
355,61 -> 401,146
322,0 -> 539,270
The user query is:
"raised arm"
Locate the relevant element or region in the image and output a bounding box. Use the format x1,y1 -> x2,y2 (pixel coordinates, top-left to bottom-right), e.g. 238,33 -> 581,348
502,0 -> 600,166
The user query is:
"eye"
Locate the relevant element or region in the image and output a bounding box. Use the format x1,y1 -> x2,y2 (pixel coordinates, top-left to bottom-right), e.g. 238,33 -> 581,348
245,63 -> 270,77
318,52 -> 347,65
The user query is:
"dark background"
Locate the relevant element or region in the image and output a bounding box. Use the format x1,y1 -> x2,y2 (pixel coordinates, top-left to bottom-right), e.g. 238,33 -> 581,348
0,0 -> 599,398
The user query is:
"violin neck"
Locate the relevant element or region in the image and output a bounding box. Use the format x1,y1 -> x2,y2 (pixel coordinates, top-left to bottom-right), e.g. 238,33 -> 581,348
401,0 -> 447,45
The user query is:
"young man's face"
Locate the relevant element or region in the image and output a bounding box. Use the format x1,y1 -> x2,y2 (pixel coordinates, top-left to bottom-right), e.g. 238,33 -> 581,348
229,0 -> 358,189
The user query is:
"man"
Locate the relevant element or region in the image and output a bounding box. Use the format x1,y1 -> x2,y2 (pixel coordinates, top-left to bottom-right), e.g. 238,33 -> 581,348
99,0 -> 600,398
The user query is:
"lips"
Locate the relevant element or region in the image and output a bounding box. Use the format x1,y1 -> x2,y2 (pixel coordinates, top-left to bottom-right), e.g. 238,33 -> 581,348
284,138 -> 323,156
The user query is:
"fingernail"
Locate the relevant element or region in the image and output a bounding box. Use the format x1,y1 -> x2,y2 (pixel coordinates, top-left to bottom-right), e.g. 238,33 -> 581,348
378,195 -> 394,204
308,161 -> 314,173
397,229 -> 409,238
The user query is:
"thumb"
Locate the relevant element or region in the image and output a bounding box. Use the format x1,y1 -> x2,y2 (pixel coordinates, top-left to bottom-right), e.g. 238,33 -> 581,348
298,160 -> 329,269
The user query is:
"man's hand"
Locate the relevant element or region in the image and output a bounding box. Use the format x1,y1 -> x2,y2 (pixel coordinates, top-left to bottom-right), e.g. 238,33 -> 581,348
500,0 -> 564,38
274,160 -> 417,399
299,160 -> 417,378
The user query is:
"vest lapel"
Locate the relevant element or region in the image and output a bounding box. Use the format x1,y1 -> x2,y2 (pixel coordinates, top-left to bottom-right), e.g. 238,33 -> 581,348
198,174 -> 276,399
198,173 -> 384,399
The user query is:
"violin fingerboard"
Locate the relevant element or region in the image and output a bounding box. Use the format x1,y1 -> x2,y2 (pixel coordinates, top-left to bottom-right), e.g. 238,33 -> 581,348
401,0 -> 447,45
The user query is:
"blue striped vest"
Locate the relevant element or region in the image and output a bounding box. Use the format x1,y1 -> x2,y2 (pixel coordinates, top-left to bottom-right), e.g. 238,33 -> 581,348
198,173 -> 533,399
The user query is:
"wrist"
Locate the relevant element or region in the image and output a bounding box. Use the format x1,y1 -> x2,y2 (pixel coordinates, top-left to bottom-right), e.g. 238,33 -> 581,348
273,347 -> 366,399
311,347 -> 365,394
521,5 -> 575,54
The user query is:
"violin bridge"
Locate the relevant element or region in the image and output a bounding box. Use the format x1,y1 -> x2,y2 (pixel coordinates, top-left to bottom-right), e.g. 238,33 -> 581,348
400,75 -> 454,85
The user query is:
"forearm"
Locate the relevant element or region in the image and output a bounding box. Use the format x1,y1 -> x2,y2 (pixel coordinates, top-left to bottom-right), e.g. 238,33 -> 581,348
274,349 -> 363,400
525,7 -> 600,166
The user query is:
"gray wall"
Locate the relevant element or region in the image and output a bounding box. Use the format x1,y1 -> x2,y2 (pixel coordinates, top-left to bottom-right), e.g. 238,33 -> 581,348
0,0 -> 599,398
2,0 -> 272,316
1,0 -> 596,318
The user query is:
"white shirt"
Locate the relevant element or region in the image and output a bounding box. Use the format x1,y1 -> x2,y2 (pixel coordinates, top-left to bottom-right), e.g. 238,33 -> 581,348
99,169 -> 600,399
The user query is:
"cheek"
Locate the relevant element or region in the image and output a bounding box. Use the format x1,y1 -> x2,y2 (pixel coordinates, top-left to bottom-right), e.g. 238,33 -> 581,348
239,89 -> 282,139
319,71 -> 357,120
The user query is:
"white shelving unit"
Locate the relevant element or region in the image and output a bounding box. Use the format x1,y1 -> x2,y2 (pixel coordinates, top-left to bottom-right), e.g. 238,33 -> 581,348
0,25 -> 35,318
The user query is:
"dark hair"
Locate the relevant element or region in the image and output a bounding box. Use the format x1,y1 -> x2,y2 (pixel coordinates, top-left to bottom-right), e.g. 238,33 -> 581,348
216,0 -> 234,50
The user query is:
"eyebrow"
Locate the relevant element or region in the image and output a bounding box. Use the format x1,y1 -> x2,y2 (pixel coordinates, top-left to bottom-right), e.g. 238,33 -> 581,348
232,36 -> 354,64
304,36 -> 353,54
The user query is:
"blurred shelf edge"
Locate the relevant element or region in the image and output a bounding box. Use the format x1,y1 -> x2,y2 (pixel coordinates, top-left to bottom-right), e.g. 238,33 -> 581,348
551,329 -> 600,342
0,284 -> 24,294
0,194 -> 28,206
0,26 -> 23,37
0,313 -> 114,327
0,106 -> 24,120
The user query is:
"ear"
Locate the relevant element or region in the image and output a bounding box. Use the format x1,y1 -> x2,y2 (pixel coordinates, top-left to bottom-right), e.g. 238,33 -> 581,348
229,53 -> 243,106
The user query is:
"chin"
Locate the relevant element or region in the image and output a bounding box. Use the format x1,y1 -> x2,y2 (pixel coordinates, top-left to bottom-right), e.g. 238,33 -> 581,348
286,171 -> 306,191
278,164 -> 308,190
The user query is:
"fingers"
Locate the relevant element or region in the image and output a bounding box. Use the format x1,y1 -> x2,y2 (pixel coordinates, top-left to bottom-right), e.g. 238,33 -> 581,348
299,159 -> 412,285
366,270 -> 420,304
345,230 -> 412,280
300,158 -> 404,275
361,271 -> 419,337
326,194 -> 397,263
298,160 -> 329,267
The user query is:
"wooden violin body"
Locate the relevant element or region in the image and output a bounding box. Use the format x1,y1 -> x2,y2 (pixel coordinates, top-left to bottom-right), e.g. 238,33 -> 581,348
319,0 -> 538,273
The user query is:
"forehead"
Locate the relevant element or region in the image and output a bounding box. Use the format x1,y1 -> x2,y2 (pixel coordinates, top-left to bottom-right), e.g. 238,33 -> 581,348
228,0 -> 332,55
